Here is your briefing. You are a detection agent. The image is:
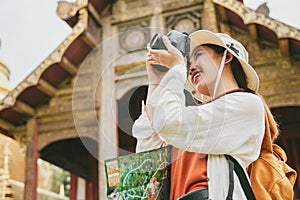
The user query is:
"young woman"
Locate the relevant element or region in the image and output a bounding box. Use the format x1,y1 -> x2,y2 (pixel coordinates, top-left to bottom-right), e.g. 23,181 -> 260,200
132,30 -> 265,199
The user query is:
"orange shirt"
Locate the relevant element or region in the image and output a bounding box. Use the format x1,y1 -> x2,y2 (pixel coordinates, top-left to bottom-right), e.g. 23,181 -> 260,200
170,147 -> 208,199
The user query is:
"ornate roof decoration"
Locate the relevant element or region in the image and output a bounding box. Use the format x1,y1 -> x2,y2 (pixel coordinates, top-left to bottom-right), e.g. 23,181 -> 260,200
57,0 -> 88,20
0,61 -> 13,100
0,6 -> 88,111
0,61 -> 10,80
0,0 -> 299,133
256,2 -> 269,16
213,0 -> 300,40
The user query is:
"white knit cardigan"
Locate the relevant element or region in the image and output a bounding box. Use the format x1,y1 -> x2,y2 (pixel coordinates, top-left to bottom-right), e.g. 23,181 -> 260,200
132,65 -> 265,199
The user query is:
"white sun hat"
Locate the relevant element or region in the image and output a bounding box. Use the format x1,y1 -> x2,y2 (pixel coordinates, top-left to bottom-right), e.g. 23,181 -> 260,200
189,30 -> 259,93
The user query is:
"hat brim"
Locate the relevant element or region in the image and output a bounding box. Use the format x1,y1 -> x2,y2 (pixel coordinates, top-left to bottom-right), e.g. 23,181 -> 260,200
189,30 -> 259,93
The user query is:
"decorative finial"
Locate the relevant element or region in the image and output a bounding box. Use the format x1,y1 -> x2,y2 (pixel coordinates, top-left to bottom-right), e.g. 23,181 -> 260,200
256,2 -> 270,16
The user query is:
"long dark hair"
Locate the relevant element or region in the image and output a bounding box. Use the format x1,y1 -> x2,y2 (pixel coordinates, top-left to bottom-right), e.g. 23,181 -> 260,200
203,44 -> 247,90
203,44 -> 279,141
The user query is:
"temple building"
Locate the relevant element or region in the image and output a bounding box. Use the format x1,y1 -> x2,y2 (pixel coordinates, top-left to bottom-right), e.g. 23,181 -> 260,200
0,61 -> 69,199
0,0 -> 299,199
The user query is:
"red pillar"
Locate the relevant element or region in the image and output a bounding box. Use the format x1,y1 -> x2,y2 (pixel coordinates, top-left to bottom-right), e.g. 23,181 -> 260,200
85,153 -> 98,200
85,181 -> 94,200
24,118 -> 39,200
69,173 -> 78,200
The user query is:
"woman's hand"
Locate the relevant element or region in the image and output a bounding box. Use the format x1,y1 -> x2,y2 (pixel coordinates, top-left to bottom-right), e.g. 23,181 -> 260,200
146,52 -> 165,86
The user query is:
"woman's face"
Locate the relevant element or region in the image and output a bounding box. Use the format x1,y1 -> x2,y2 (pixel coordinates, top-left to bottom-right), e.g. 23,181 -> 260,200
189,45 -> 222,97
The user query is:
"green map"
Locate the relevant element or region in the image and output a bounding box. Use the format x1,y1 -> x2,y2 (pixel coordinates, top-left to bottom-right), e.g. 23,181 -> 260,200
105,146 -> 172,200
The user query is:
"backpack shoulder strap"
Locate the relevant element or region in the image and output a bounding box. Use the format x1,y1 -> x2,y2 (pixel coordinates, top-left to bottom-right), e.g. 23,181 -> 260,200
225,155 -> 256,200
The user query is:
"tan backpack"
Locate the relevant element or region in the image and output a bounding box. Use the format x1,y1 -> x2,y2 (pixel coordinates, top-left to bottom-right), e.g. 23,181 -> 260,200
247,104 -> 297,200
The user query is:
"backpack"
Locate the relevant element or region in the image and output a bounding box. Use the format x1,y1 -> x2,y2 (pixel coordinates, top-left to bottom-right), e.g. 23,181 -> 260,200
247,105 -> 297,200
195,90 -> 297,199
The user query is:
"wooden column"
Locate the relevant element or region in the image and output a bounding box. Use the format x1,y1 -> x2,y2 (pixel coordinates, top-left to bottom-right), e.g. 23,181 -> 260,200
279,38 -> 290,57
248,24 -> 258,41
86,152 -> 98,200
69,174 -> 78,200
23,118 -> 38,200
202,0 -> 218,32
98,16 -> 118,200
85,181 -> 94,200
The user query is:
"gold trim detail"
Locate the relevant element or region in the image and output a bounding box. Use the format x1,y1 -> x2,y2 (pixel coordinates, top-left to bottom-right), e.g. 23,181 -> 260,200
213,0 -> 300,40
115,61 -> 146,75
56,0 -> 88,20
0,9 -> 88,110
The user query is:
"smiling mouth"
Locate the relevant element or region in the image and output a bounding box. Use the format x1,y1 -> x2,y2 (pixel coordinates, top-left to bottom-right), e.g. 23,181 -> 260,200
191,68 -> 203,85
192,72 -> 200,84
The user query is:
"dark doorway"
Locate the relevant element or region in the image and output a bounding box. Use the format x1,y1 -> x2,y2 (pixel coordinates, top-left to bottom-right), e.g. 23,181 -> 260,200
40,137 -> 98,181
272,106 -> 300,199
117,86 -> 148,156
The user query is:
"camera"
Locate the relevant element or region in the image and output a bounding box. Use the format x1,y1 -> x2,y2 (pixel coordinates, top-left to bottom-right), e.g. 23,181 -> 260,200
149,30 -> 190,73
